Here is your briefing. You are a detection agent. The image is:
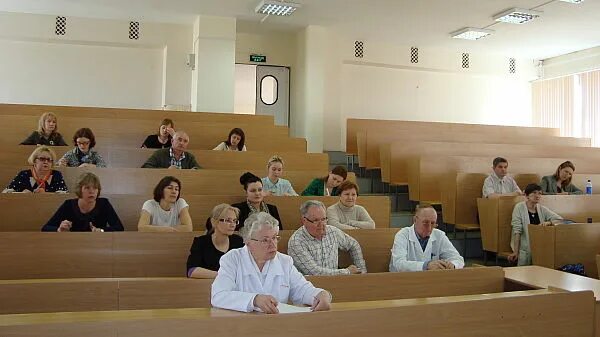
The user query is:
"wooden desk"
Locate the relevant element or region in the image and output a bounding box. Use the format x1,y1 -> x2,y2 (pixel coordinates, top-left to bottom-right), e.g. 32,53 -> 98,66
0,288 -> 593,337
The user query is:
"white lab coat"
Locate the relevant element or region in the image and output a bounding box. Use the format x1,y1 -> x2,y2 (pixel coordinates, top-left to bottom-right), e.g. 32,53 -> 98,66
211,246 -> 324,312
389,225 -> 465,272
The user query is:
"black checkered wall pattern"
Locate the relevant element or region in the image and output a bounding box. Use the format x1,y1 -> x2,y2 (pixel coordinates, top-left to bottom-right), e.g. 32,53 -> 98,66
462,53 -> 470,69
354,41 -> 364,58
509,58 -> 516,74
55,16 -> 66,36
410,47 -> 419,64
129,21 -> 140,40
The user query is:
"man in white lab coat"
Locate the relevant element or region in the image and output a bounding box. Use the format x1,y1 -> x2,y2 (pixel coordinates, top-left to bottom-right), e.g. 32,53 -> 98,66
389,205 -> 464,272
211,212 -> 332,314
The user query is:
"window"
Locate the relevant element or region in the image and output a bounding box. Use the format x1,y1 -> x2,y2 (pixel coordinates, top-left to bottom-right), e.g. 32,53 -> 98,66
260,75 -> 278,105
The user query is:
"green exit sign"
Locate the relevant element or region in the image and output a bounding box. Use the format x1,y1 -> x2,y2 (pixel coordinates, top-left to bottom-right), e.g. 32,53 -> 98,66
250,54 -> 267,63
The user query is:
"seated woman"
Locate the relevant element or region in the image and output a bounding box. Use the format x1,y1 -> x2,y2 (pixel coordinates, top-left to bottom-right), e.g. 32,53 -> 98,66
187,204 -> 244,278
41,172 -> 124,232
213,128 -> 247,151
137,176 -> 192,232
540,161 -> 583,195
141,118 -> 175,149
20,112 -> 68,146
301,165 -> 348,196
57,128 -> 107,168
207,172 -> 283,231
508,183 -> 563,266
3,146 -> 68,193
211,212 -> 331,313
326,180 -> 375,229
261,155 -> 298,196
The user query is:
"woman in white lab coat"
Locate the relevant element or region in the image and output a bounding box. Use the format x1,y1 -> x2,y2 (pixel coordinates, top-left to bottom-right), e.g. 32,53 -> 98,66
211,212 -> 332,314
389,206 -> 464,272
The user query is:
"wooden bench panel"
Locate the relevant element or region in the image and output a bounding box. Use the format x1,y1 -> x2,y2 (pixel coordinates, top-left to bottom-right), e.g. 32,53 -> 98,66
0,229 -> 398,279
0,193 -> 388,232
1,146 -> 329,170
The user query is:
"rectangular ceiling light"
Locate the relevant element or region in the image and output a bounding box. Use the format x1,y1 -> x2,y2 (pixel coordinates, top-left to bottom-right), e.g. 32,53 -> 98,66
451,27 -> 494,40
558,0 -> 584,3
493,8 -> 541,24
255,0 -> 301,16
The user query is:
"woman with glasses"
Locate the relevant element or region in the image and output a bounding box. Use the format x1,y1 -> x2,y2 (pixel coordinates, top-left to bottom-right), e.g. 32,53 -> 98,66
186,204 -> 244,279
508,183 -> 563,266
211,212 -> 332,313
389,204 -> 464,272
215,172 -> 283,232
57,128 -> 106,168
3,146 -> 68,193
138,176 -> 192,232
326,180 -> 375,230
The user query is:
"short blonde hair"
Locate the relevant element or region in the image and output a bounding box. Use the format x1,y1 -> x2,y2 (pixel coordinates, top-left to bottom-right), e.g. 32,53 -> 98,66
38,112 -> 58,134
211,203 -> 240,221
75,172 -> 102,198
267,155 -> 284,168
27,146 -> 57,165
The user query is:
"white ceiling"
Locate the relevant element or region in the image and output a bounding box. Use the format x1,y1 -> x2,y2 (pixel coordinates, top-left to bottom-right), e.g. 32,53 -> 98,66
1,0 -> 599,59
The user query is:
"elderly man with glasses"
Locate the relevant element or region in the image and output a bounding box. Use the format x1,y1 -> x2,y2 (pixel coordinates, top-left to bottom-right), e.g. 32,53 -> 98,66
389,205 -> 464,272
287,200 -> 367,275
211,212 -> 331,314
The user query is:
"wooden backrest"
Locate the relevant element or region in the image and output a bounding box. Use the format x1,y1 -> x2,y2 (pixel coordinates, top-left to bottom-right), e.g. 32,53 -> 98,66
346,118 -> 560,155
0,146 -> 329,170
1,289 -> 593,337
0,194 -> 389,232
0,103 -> 275,123
0,230 -> 397,279
529,224 -> 600,278
0,268 -> 503,314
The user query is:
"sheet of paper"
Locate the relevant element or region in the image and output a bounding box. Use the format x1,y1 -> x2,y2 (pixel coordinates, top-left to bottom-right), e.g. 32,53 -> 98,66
276,303 -> 312,314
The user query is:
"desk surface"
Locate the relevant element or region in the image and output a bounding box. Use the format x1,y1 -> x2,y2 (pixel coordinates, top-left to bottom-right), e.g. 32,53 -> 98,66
0,289 -> 554,327
504,266 -> 600,300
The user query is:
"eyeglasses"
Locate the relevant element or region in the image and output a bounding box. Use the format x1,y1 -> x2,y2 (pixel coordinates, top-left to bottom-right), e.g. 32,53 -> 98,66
36,157 -> 53,162
76,141 -> 90,146
219,218 -> 239,225
250,236 -> 281,245
304,217 -> 328,224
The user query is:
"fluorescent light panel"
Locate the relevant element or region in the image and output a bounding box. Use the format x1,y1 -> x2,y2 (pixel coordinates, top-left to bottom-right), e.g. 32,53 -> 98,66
558,0 -> 584,3
451,27 -> 494,40
255,0 -> 301,16
494,8 -> 541,24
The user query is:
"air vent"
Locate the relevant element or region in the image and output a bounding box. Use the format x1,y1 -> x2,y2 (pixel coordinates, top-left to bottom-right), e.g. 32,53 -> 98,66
129,21 -> 140,40
55,16 -> 66,36
410,47 -> 419,64
354,41 -> 364,58
509,58 -> 516,74
462,53 -> 470,69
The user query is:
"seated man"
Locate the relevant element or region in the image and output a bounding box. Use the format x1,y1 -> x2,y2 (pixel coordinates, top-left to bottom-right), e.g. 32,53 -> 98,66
482,157 -> 522,198
288,200 -> 367,275
141,131 -> 200,169
389,205 -> 464,272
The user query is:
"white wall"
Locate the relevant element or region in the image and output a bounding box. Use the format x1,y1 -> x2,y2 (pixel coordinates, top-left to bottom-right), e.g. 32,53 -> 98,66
235,30 -> 297,67
543,46 -> 600,79
0,11 -> 192,109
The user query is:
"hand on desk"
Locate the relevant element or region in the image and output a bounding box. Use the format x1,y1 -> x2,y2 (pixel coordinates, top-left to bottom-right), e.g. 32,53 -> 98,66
311,291 -> 332,312
507,252 -> 518,263
427,260 -> 455,270
254,294 -> 279,314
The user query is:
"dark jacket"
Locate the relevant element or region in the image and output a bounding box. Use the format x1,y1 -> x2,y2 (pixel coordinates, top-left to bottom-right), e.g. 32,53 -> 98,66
20,131 -> 67,146
205,201 -> 283,232
141,148 -> 200,169
41,198 -> 124,232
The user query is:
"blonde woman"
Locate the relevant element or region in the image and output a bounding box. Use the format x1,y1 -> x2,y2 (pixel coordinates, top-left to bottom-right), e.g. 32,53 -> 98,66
261,155 -> 298,196
20,112 -> 67,146
3,146 -> 68,193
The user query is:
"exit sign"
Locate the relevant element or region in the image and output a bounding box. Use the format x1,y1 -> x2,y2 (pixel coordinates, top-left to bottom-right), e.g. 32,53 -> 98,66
250,54 -> 267,63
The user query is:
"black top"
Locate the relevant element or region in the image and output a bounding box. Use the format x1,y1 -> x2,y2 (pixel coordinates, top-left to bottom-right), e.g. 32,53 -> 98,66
528,211 -> 541,225
6,169 -> 68,193
20,131 -> 67,146
41,198 -> 124,232
205,201 -> 283,232
141,134 -> 172,149
186,234 -> 244,273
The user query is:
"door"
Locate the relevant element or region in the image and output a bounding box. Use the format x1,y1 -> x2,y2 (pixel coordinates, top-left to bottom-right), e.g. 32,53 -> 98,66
255,65 -> 290,127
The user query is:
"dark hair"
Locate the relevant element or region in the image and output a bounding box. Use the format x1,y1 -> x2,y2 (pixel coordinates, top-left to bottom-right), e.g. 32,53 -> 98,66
337,180 -> 359,194
524,183 -> 542,196
72,128 -> 96,148
158,118 -> 174,133
225,128 -> 245,151
240,172 -> 262,191
493,157 -> 508,168
322,165 -> 348,181
553,161 -> 576,187
153,176 -> 181,202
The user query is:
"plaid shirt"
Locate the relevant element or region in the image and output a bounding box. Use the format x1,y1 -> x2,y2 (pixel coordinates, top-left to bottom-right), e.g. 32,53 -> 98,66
169,147 -> 186,169
287,225 -> 367,275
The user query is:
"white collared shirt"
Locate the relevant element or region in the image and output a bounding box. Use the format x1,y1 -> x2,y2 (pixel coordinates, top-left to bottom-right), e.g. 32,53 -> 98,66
482,172 -> 521,198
